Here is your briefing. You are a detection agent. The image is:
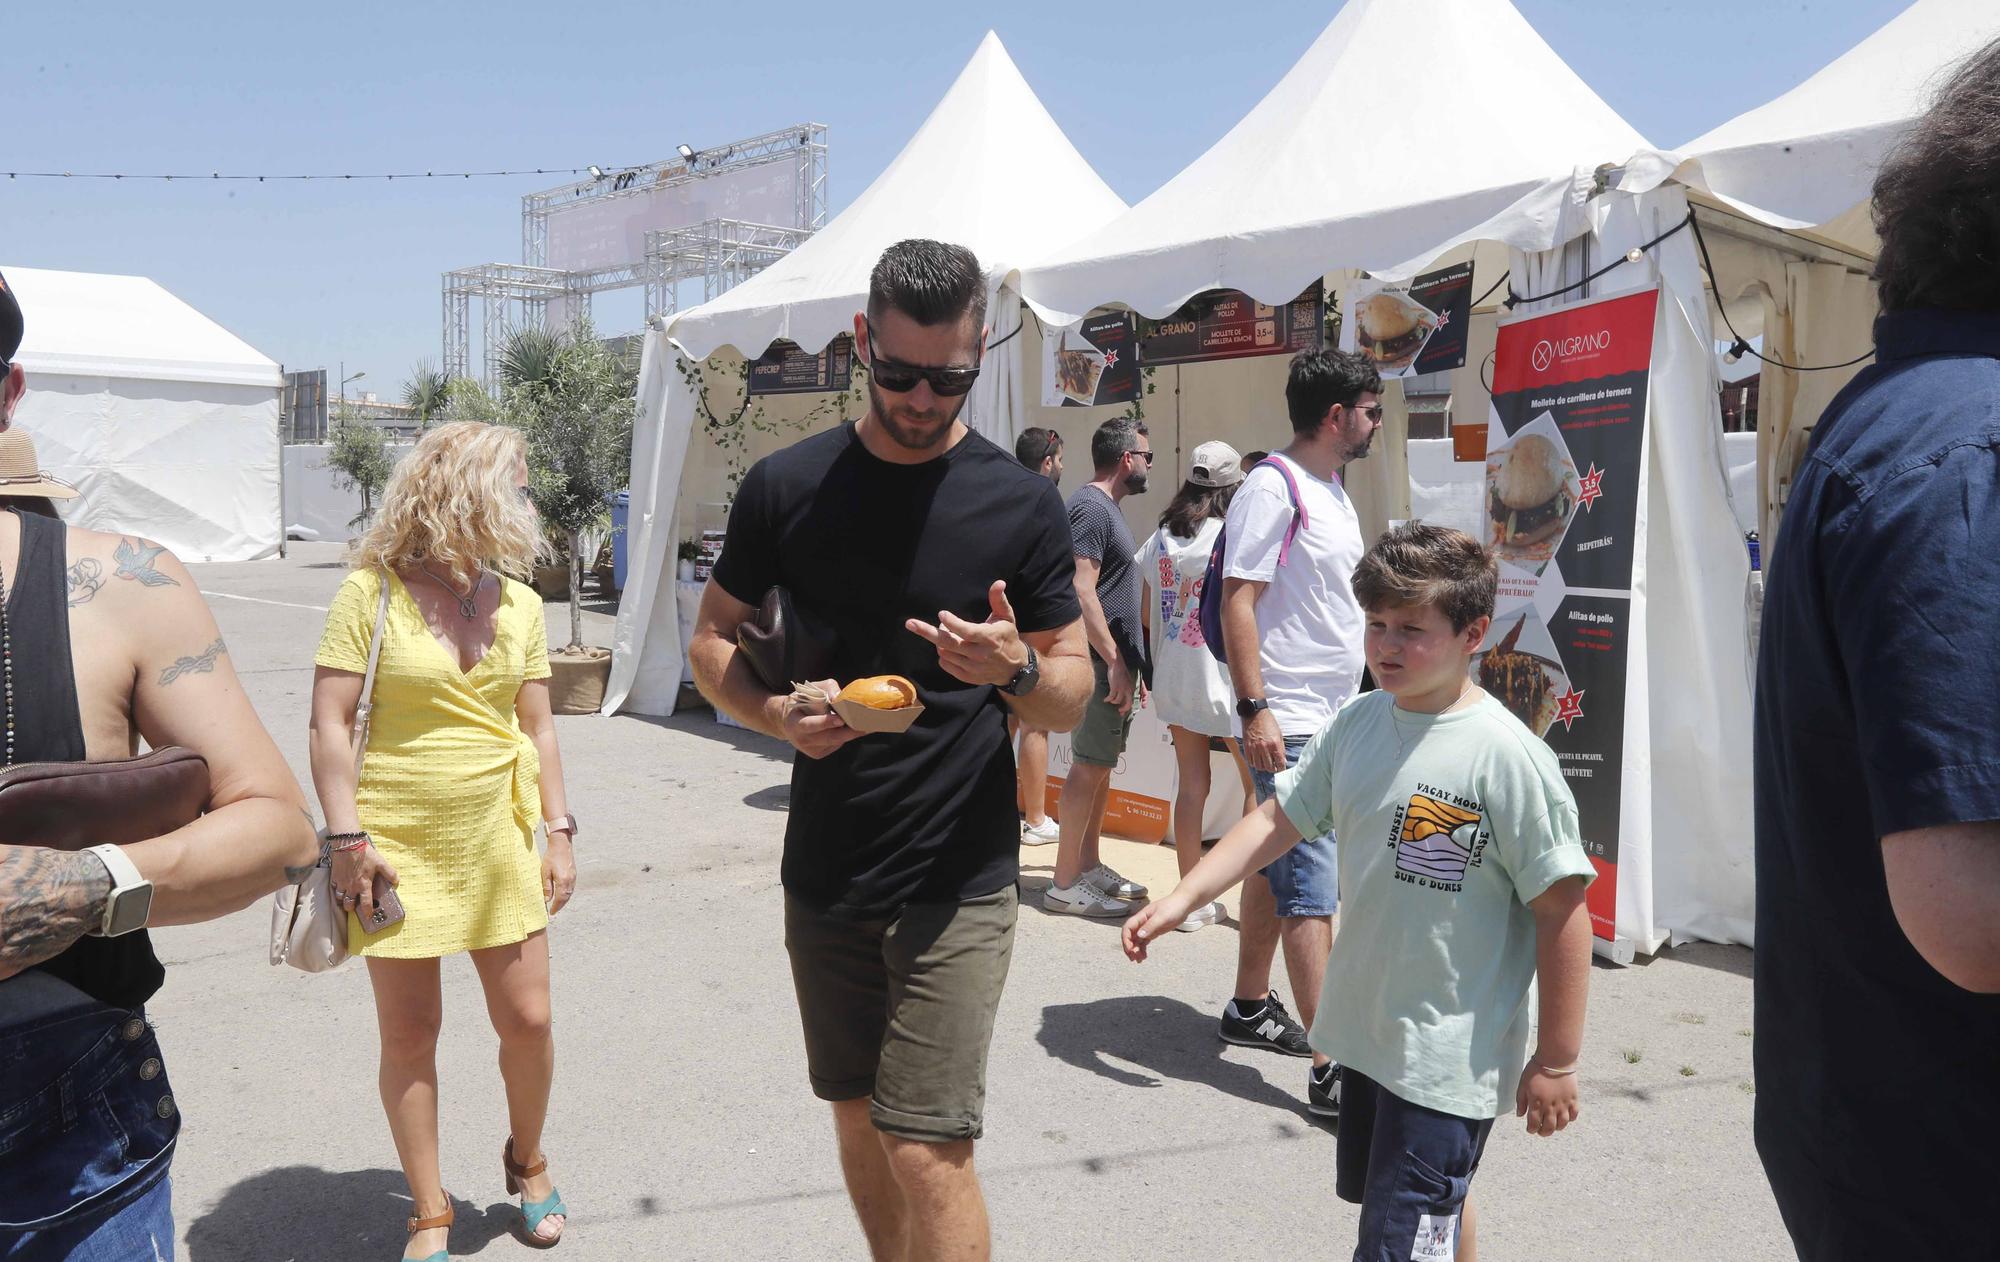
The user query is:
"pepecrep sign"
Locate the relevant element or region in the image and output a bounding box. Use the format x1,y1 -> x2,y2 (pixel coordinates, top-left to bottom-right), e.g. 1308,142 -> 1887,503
1530,329 -> 1612,373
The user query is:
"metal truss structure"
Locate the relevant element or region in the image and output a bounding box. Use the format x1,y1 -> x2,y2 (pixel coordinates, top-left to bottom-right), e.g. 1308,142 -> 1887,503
443,124 -> 829,385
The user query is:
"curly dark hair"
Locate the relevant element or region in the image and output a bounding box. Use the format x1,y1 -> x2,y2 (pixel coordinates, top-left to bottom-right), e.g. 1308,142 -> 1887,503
1870,37 -> 2000,312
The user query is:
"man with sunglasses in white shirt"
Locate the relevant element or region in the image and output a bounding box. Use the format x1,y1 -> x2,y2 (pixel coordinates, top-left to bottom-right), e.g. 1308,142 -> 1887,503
1216,348 -> 1383,1118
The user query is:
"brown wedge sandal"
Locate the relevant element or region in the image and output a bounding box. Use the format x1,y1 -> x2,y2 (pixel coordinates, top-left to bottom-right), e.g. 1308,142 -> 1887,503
504,1136 -> 568,1248
404,1197 -> 453,1262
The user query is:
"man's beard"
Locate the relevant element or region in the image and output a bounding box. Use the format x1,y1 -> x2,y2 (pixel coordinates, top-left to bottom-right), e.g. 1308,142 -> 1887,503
867,380 -> 965,453
1346,432 -> 1375,462
1123,470 -> 1149,495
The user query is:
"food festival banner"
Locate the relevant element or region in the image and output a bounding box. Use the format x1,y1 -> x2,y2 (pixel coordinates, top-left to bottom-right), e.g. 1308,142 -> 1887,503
1138,283 -> 1324,366
1042,311 -> 1141,408
1480,288 -> 1658,942
1341,262 -> 1475,378
746,336 -> 853,396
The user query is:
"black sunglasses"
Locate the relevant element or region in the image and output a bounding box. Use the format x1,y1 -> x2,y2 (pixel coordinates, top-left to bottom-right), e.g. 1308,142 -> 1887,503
1128,450 -> 1156,464
864,319 -> 982,397
1347,403 -> 1386,421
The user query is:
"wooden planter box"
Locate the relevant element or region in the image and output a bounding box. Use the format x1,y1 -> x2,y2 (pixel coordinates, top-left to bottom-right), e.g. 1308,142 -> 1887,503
535,564 -> 571,599
547,647 -> 611,715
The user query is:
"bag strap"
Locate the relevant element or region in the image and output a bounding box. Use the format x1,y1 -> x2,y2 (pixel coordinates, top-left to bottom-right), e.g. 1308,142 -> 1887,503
1263,455 -> 1313,570
350,570 -> 394,780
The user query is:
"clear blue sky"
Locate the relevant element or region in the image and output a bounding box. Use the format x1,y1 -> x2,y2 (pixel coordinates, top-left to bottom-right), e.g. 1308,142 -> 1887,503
2,0 -> 1904,398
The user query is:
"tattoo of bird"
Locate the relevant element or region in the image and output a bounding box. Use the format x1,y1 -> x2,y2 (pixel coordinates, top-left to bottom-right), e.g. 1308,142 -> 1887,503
114,538 -> 179,588
66,558 -> 104,607
159,637 -> 226,686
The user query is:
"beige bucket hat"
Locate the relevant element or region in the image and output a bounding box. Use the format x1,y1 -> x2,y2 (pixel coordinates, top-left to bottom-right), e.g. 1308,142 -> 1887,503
0,429 -> 78,500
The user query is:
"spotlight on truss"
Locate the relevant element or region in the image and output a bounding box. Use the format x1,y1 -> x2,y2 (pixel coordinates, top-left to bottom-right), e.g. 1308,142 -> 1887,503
587,165 -> 604,179
678,144 -> 696,163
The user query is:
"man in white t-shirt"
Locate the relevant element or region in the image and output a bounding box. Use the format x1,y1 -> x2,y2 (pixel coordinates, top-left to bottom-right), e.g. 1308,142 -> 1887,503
1216,348 -> 1381,1117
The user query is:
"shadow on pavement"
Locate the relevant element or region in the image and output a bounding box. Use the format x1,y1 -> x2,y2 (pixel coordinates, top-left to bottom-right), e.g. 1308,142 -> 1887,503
1650,942 -> 1753,980
613,711 -> 789,763
185,1168 -> 516,1261
1036,995 -> 1309,1118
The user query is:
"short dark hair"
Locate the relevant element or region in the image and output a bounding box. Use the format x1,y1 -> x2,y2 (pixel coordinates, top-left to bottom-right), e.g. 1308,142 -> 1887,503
1015,426 -> 1062,469
1870,38 -> 2000,312
1091,417 -> 1148,473
1351,522 -> 1496,633
867,239 -> 988,328
1285,349 -> 1381,435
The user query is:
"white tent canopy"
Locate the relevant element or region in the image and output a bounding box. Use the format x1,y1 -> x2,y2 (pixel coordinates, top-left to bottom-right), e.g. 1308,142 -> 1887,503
606,32 -> 1128,716
8,266 -> 283,561
1625,0 -> 2000,237
1019,0 -> 1648,326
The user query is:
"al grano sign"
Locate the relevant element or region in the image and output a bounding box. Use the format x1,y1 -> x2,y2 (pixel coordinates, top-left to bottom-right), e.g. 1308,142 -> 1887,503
1530,329 -> 1613,373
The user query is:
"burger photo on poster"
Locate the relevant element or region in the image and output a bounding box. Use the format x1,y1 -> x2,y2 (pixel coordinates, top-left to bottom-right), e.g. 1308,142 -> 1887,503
1352,289 -> 1439,373
1486,419 -> 1581,568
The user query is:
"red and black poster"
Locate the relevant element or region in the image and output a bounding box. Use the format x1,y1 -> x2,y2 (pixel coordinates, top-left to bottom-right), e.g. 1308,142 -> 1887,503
747,336 -> 853,396
1042,311 -> 1140,408
1341,262 -> 1476,378
1480,288 -> 1658,942
1137,283 -> 1324,366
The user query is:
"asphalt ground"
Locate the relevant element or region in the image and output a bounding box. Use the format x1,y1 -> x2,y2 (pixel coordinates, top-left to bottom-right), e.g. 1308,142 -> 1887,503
146,543 -> 1792,1261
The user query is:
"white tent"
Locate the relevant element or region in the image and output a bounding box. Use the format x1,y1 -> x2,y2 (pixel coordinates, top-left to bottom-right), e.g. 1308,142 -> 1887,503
605,31 -> 1128,716
8,266 -> 283,562
1019,0 -> 1648,328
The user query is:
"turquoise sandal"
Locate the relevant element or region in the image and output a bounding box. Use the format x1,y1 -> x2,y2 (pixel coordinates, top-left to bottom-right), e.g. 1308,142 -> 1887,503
503,1136 -> 567,1248
403,1197 -> 452,1262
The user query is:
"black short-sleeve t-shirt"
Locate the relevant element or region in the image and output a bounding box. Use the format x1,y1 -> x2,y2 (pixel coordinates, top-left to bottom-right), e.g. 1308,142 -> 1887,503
1065,485 -> 1146,675
1753,309 -> 2000,1257
714,422 -> 1081,917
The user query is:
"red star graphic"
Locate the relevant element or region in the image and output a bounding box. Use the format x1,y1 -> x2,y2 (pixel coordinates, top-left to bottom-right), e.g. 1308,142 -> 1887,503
1553,687 -> 1585,732
1102,349 -> 1119,367
1432,308 -> 1449,330
1577,463 -> 1606,512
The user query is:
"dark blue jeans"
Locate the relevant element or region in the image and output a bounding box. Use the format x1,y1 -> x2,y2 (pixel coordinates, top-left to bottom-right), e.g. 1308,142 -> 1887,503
0,970 -> 179,1260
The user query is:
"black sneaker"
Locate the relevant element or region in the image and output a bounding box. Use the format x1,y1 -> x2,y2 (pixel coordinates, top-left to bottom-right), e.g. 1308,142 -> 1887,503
1308,1062 -> 1342,1118
1218,990 -> 1313,1057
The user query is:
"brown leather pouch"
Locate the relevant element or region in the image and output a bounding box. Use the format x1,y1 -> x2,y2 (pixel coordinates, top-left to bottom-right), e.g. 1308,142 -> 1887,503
735,586 -> 835,693
0,746 -> 209,850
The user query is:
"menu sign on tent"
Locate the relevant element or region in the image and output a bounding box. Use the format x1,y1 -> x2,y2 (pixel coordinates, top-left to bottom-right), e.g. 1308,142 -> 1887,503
747,337 -> 853,396
1138,283 -> 1324,366
1042,311 -> 1140,408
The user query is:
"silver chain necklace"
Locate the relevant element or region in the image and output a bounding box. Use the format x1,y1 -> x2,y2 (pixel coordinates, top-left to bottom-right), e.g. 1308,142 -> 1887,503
1390,682 -> 1478,758
422,563 -> 483,621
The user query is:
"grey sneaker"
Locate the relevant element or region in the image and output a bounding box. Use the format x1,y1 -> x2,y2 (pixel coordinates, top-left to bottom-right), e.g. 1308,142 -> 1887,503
1081,863 -> 1147,900
1042,880 -> 1134,918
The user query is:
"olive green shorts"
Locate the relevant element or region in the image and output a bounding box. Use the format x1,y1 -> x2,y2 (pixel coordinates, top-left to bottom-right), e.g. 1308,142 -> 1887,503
1071,655 -> 1136,768
783,886 -> 1018,1143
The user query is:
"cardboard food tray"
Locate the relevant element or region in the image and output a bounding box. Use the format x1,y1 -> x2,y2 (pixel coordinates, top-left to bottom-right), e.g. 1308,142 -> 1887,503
831,694 -> 925,734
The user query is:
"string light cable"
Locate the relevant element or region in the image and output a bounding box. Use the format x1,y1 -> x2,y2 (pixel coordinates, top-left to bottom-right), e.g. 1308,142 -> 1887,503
1,165 -> 646,182
1687,211 -> 1876,374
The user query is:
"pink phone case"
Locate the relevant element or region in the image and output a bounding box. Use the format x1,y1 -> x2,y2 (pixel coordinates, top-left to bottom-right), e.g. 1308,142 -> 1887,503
361,880 -> 406,933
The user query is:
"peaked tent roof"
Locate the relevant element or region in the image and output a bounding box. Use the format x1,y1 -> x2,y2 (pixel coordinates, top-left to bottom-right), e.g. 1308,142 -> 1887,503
1646,0 -> 2000,233
7,266 -> 282,389
1020,0 -> 1647,325
666,32 -> 1127,363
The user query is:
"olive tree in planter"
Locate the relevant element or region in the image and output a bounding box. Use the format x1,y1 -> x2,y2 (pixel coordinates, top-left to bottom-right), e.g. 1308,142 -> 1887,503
510,319 -> 635,714
325,403 -> 396,531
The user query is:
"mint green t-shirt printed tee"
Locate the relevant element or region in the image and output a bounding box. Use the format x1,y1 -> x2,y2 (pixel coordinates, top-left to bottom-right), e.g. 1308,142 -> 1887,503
1275,691 -> 1594,1120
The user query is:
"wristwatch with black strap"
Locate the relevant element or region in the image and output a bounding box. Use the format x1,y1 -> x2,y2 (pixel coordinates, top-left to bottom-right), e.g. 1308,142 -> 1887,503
1002,646 -> 1040,698
1236,696 -> 1270,720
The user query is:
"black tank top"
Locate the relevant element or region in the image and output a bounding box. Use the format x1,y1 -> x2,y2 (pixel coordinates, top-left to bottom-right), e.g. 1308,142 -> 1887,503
13,509 -> 166,1010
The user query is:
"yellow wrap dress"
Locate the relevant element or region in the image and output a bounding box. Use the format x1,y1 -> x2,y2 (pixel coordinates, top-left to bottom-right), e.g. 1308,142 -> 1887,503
315,568 -> 552,958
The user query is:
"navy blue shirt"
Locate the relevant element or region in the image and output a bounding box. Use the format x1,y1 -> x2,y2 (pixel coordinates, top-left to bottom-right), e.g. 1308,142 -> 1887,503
1753,308 -> 2000,1259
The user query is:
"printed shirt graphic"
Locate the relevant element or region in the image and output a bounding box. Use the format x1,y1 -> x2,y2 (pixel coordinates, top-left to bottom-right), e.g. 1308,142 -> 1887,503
1274,692 -> 1594,1119
1133,519 -> 1236,737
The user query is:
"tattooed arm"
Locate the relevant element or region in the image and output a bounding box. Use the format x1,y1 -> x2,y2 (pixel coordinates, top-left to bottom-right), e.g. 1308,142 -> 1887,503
0,847 -> 111,980
55,533 -> 318,927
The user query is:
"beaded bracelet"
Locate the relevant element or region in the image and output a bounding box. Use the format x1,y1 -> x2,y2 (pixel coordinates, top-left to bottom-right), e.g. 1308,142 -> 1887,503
329,832 -> 371,853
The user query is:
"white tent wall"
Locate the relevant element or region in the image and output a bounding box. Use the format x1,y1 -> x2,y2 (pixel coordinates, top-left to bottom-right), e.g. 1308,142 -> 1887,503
283,441 -> 416,544
19,373 -> 282,562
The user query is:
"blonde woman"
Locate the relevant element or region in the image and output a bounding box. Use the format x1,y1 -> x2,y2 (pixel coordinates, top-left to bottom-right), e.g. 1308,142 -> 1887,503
308,422 -> 576,1260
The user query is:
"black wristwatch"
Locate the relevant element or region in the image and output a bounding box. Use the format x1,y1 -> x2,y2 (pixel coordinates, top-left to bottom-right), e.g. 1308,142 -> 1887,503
1002,646 -> 1040,697
1236,696 -> 1270,719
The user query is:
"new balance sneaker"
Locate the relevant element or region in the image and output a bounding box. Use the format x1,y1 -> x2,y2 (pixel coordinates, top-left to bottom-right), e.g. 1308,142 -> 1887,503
1043,880 -> 1134,918
1173,900 -> 1225,932
1021,818 -> 1061,846
1308,1062 -> 1342,1118
1218,991 -> 1313,1057
1081,863 -> 1147,900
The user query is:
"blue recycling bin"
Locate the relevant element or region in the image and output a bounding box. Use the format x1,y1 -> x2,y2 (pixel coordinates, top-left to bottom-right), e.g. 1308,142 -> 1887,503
609,491 -> 631,591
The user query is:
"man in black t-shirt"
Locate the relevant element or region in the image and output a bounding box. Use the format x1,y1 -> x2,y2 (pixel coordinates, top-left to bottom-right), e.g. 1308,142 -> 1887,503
689,239 -> 1089,1261
1754,44 -> 2000,1260
1046,417 -> 1155,917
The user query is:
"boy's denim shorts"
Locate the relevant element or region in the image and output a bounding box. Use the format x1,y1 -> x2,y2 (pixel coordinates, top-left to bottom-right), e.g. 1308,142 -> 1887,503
1335,1068 -> 1494,1262
1251,733 -> 1339,917
0,970 -> 180,1258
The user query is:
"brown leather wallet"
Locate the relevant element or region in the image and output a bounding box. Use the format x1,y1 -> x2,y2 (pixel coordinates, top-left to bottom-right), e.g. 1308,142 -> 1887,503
735,586 -> 835,693
0,746 -> 209,851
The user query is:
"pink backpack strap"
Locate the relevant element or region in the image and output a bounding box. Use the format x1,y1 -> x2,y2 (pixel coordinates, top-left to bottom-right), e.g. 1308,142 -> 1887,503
1264,456 -> 1312,569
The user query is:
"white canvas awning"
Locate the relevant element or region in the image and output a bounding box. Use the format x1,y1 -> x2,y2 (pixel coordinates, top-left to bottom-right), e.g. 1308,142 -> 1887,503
10,266 -> 283,389
1019,0 -> 1648,325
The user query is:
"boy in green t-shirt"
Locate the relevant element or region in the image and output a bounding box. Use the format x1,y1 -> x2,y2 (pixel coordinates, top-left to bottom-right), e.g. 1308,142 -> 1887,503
1125,523 -> 1594,1261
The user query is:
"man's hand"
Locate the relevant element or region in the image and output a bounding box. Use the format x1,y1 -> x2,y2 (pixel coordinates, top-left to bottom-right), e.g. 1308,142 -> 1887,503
1105,657 -> 1135,714
0,846 -> 110,981
1515,1061 -> 1581,1137
781,679 -> 868,760
1244,707 -> 1285,773
906,581 -> 1029,688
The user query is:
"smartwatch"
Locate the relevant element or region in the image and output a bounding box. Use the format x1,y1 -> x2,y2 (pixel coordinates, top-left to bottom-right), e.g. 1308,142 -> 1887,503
1002,646 -> 1041,698
85,844 -> 155,938
1236,696 -> 1271,720
539,814 -> 579,842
